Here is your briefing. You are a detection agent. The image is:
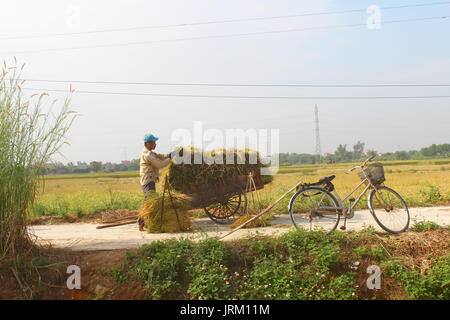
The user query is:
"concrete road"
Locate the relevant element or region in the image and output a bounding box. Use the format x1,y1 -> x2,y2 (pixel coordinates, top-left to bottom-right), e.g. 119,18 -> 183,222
28,206 -> 450,251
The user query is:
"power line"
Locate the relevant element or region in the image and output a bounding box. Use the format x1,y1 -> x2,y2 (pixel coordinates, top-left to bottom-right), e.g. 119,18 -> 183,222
2,15 -> 448,55
14,78 -> 450,88
1,1 -> 449,41
17,87 -> 450,99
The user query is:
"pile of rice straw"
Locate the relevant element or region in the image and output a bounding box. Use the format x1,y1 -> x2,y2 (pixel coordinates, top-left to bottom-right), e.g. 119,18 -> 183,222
139,192 -> 192,233
168,147 -> 274,193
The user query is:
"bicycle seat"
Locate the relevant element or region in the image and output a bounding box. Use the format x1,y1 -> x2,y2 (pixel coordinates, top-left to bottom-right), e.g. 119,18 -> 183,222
319,175 -> 336,183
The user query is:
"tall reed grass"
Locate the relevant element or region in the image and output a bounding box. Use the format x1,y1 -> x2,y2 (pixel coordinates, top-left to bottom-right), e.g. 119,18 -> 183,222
0,59 -> 76,260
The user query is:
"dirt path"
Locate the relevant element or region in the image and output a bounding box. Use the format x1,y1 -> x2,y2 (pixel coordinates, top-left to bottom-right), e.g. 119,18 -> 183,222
28,206 -> 450,251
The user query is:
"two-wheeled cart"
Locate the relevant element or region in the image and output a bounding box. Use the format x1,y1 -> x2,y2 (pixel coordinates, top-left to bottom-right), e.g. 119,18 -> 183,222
181,171 -> 265,224
96,171 -> 266,230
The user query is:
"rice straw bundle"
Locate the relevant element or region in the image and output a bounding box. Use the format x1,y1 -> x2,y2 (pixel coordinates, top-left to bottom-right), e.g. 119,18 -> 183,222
168,146 -> 274,193
139,192 -> 192,233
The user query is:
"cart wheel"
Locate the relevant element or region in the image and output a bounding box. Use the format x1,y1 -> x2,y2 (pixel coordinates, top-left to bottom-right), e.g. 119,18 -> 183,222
203,184 -> 247,224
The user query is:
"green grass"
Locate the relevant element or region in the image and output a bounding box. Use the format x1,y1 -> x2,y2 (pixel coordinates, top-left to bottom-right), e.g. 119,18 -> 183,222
30,191 -> 142,218
277,159 -> 450,172
122,230 -> 357,300
1,61 -> 76,262
277,167 -> 317,175
29,180 -> 450,219
43,171 -> 139,180
412,221 -> 441,232
0,60 -> 77,299
108,228 -> 449,300
383,257 -> 450,299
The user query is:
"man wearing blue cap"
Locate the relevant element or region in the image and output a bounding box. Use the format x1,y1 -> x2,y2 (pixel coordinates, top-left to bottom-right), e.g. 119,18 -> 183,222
139,133 -> 172,197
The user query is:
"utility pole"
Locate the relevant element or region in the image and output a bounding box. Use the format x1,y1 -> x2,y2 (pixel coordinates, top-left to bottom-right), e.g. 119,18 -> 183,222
314,104 -> 322,158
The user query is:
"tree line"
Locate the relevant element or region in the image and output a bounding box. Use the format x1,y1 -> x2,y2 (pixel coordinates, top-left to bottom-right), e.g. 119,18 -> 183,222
280,142 -> 450,165
42,143 -> 450,175
42,159 -> 140,175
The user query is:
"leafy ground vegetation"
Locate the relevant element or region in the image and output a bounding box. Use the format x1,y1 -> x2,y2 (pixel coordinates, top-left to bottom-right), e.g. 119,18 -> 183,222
1,226 -> 448,300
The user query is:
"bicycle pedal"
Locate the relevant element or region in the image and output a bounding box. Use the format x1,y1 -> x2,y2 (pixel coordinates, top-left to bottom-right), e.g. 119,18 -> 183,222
340,225 -> 346,230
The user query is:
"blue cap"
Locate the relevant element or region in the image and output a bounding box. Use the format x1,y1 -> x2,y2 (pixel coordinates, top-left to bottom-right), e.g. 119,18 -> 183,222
143,134 -> 159,143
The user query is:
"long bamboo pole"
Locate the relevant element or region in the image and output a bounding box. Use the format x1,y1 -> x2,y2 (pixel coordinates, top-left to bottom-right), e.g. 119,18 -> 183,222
96,219 -> 137,229
101,215 -> 139,224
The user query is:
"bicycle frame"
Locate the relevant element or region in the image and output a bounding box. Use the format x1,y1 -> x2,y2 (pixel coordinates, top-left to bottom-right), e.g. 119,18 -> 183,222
331,178 -> 373,212
299,161 -> 380,216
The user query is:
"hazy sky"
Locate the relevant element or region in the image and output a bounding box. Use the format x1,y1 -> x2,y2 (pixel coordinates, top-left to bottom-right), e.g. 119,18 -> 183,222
1,0 -> 449,163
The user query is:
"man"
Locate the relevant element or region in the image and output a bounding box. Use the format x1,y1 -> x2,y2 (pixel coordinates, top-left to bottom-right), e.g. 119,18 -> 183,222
139,133 -> 172,197
138,133 -> 173,231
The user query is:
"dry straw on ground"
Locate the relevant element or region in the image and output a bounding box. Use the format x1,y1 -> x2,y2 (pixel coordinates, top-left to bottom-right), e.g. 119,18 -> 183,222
376,229 -> 449,274
229,213 -> 274,229
139,192 -> 192,233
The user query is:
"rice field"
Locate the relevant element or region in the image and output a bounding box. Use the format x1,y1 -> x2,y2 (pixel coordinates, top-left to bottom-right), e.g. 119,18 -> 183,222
32,160 -> 450,218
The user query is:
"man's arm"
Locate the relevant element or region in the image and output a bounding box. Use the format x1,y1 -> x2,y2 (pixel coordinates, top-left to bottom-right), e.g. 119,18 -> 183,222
153,152 -> 170,160
144,152 -> 170,169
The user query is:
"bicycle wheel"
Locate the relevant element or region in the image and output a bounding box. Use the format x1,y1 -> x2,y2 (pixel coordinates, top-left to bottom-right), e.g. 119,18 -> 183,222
368,186 -> 410,234
289,187 -> 340,234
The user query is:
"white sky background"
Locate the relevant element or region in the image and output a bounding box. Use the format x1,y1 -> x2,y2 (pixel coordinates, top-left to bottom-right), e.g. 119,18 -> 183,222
1,0 -> 449,163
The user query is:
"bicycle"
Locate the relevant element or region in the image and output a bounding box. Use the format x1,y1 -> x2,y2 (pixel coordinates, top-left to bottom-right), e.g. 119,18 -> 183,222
288,156 -> 410,234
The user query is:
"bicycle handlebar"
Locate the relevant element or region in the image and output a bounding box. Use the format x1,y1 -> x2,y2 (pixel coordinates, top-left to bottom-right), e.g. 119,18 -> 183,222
348,155 -> 376,172
362,155 -> 376,166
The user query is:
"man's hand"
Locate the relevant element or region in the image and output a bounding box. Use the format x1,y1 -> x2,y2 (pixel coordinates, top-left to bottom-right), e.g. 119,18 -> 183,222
168,147 -> 183,160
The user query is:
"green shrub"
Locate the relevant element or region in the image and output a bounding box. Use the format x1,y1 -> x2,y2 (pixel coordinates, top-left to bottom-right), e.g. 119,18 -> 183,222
412,221 -> 441,232
245,255 -> 300,299
239,230 -> 349,300
186,262 -> 230,300
419,184 -> 443,203
370,245 -> 387,261
186,238 -> 231,300
130,239 -> 191,299
247,236 -> 276,257
122,229 -> 446,300
354,246 -> 368,258
326,273 -> 357,300
384,257 -> 450,300
30,203 -> 47,217
359,225 -> 377,235
108,266 -> 129,283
